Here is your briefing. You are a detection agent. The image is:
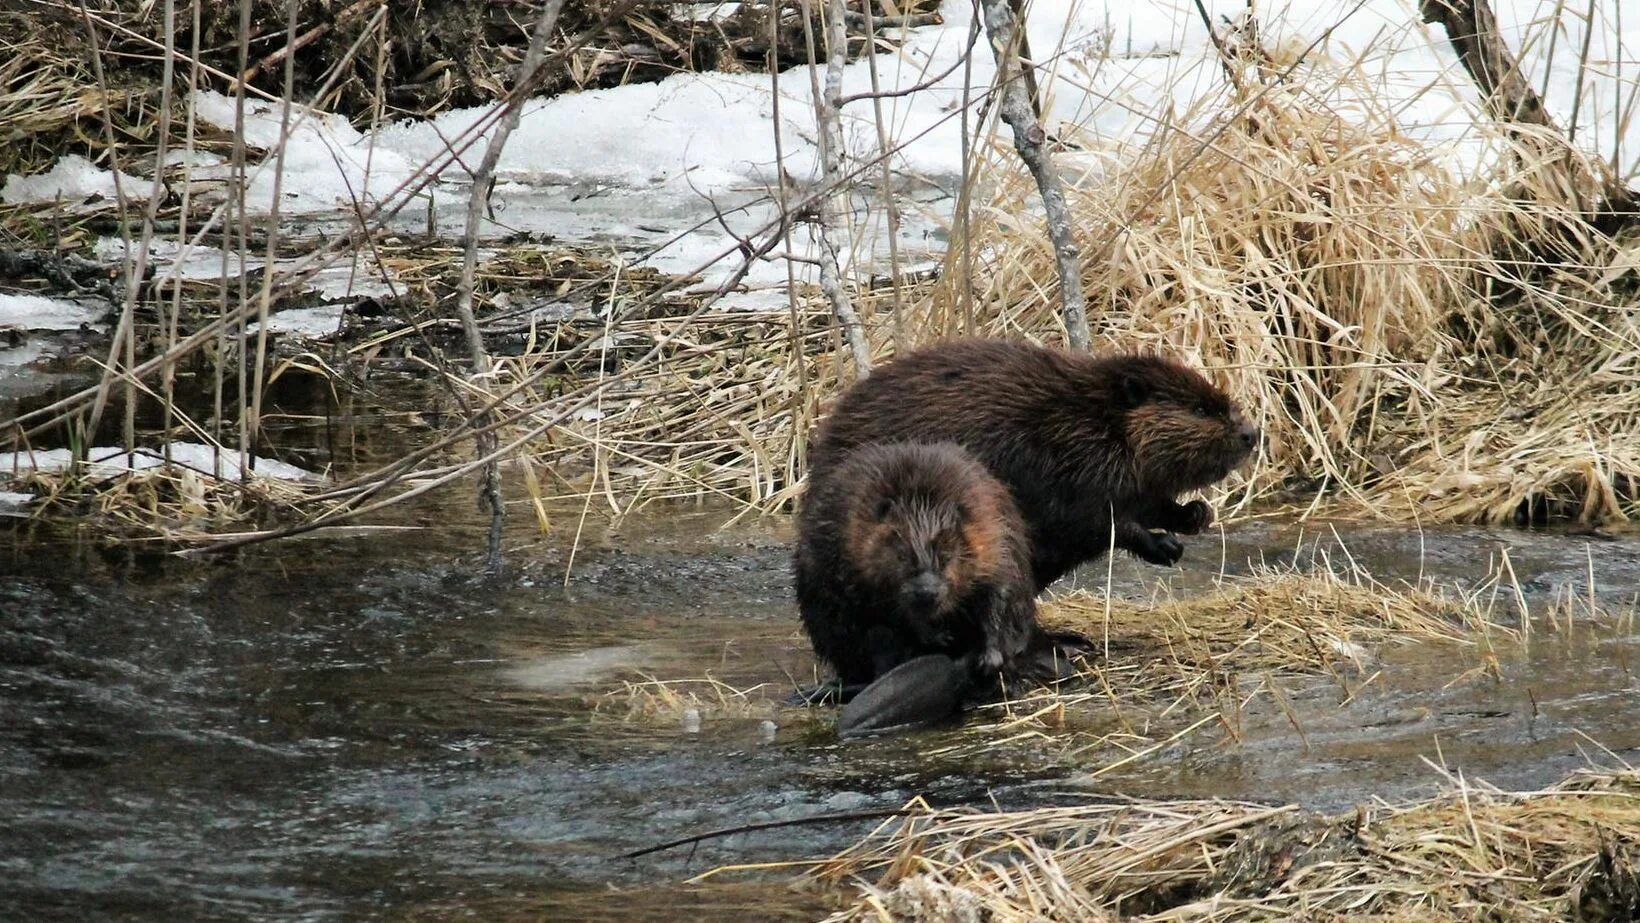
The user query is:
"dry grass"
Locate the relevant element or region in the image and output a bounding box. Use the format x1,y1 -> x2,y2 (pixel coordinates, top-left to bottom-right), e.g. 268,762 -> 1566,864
905,559 -> 1524,767
812,767 -> 1640,922
592,675 -> 785,726
6,450 -> 317,539
443,31 -> 1640,531
588,562 -> 1534,754
904,39 -> 1640,528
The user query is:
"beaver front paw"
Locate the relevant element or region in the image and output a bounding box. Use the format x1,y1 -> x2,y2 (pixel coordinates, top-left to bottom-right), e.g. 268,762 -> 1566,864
1131,529 -> 1185,566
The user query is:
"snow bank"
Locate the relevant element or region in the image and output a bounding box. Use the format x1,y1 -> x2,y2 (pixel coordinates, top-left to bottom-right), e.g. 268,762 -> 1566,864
190,92 -> 417,214
1,154 -> 148,206
7,1 -> 1638,223
363,0 -> 1640,196
0,293 -> 107,331
0,444 -> 319,482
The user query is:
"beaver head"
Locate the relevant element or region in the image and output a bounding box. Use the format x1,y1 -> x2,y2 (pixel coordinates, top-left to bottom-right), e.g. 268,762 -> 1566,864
843,444 -> 1005,621
1108,355 -> 1259,496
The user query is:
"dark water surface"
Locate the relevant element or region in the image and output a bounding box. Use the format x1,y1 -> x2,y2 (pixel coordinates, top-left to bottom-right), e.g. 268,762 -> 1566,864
3,509 -> 1639,921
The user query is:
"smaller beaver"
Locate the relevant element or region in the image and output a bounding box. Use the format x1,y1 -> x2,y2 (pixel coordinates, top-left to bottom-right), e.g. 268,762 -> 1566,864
808,340 -> 1259,590
794,441 -> 1058,701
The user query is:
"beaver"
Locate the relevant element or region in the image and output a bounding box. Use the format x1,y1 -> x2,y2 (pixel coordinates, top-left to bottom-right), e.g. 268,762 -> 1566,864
808,339 -> 1258,590
794,441 -> 1054,700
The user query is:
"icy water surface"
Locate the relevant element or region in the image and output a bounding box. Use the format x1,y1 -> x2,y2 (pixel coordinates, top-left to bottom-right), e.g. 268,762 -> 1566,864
3,511 -> 1639,921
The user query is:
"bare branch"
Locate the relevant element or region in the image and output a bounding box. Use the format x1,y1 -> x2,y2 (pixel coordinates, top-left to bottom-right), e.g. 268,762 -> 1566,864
978,0 -> 1090,350
454,0 -> 567,575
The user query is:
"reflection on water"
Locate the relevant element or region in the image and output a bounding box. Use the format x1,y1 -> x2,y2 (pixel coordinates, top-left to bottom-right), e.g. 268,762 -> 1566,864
2,510 -> 1638,920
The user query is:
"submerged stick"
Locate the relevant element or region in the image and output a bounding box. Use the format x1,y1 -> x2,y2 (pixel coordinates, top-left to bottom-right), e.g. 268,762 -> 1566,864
455,0 -> 567,575
978,0 -> 1090,350
616,808 -> 918,860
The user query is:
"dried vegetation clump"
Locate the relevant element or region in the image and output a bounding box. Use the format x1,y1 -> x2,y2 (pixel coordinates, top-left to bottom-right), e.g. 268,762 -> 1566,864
593,675 -> 783,725
595,563 -> 1529,752
912,561 -> 1520,767
814,769 -> 1640,922
921,39 -> 1640,527
4,452 -> 316,540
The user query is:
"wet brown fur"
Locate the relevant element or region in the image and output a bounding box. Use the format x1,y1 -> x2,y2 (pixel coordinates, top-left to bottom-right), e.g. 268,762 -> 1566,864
808,339 -> 1259,590
795,442 -> 1042,687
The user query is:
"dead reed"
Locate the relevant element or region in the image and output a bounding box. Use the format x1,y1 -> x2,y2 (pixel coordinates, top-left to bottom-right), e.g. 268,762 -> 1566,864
906,557 -> 1524,768
813,767 -> 1640,922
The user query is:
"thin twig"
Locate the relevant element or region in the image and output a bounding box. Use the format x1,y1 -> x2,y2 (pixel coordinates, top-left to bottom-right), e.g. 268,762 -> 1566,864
616,807 -> 919,860
454,0 -> 567,575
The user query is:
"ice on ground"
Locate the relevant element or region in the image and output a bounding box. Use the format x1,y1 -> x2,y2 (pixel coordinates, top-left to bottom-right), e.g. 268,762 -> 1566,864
0,339 -> 49,370
1,154 -> 149,206
0,444 -> 320,482
247,305 -> 345,337
0,490 -> 35,513
89,238 -> 394,301
0,294 -> 107,331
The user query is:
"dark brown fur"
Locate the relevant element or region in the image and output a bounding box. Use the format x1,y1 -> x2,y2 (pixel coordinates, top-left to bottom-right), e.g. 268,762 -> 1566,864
794,442 -> 1042,687
808,339 -> 1259,590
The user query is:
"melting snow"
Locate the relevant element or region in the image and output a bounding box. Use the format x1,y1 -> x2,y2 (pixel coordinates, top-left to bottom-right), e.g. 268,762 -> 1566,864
0,444 -> 319,482
0,293 -> 107,331
1,154 -> 148,206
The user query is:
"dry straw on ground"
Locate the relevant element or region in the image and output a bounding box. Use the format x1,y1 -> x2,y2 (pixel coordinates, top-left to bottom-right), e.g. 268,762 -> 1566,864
813,768 -> 1640,922
917,559 -> 1520,766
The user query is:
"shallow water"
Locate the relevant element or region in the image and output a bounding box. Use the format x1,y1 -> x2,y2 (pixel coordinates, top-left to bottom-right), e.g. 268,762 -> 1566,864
2,509 -> 1638,921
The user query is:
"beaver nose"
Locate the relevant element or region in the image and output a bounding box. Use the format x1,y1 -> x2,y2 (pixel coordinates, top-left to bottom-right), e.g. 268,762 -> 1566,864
903,572 -> 945,609
1238,421 -> 1260,449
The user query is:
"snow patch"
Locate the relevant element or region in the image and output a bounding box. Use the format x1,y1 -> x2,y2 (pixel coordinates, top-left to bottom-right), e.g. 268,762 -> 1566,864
0,293 -> 107,331
0,444 -> 320,482
248,305 -> 345,337
1,154 -> 148,206
191,91 -> 417,214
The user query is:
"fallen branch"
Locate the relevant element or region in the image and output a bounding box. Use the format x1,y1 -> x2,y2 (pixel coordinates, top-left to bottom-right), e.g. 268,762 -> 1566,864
617,807 -> 919,860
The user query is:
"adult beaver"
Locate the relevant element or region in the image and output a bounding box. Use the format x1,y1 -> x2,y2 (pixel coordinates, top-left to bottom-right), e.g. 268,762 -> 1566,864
794,441 -> 1048,701
808,339 -> 1258,590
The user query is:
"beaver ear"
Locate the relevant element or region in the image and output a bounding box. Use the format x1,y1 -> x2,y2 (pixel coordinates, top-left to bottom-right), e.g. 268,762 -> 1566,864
874,497 -> 894,521
1116,372 -> 1149,409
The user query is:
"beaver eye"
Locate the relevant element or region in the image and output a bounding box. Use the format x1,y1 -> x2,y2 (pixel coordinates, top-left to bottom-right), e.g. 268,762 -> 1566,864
1194,402 -> 1214,417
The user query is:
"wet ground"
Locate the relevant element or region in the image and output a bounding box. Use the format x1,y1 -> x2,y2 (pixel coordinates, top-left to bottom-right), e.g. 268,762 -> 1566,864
3,503 -> 1639,921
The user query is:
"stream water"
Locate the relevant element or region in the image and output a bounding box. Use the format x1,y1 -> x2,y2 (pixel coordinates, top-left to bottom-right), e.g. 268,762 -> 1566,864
3,501 -> 1638,921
